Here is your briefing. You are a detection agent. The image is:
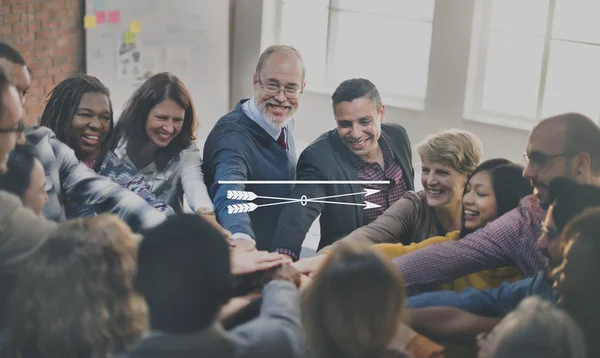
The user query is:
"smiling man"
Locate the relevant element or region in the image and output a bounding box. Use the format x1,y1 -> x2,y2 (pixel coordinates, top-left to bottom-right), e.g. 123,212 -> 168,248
203,45 -> 304,250
271,78 -> 414,260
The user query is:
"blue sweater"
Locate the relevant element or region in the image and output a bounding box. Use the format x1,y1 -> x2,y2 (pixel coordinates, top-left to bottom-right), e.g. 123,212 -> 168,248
203,100 -> 296,250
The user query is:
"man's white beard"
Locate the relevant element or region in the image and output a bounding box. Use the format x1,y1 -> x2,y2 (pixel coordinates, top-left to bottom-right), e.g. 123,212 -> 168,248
259,102 -> 292,130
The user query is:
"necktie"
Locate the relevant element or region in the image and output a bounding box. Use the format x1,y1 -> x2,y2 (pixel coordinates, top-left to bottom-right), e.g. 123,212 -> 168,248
277,128 -> 287,150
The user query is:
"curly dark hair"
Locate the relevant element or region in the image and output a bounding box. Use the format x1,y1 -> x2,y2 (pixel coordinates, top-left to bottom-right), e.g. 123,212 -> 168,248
113,72 -> 198,170
7,215 -> 148,358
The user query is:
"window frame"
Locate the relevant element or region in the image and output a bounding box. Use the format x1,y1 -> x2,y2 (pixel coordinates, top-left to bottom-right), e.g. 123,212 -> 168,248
275,0 -> 435,111
464,0 -> 565,130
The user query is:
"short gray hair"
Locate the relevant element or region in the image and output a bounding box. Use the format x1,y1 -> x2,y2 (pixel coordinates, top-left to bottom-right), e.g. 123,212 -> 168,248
255,45 -> 306,81
416,129 -> 482,175
487,296 -> 587,358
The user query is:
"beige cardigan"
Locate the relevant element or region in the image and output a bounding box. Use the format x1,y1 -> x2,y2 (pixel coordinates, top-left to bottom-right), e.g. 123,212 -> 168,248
0,191 -> 57,273
322,191 -> 438,252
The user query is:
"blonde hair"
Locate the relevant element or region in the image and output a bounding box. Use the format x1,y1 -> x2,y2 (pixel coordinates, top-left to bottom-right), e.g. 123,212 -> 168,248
417,129 -> 482,174
302,243 -> 406,358
255,44 -> 306,81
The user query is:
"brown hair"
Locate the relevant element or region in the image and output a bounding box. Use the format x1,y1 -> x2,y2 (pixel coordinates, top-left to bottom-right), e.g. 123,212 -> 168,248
302,243 -> 406,358
114,72 -> 198,170
8,215 -> 147,358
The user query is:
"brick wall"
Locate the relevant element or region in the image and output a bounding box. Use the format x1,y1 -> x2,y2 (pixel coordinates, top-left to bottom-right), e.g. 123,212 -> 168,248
0,0 -> 84,125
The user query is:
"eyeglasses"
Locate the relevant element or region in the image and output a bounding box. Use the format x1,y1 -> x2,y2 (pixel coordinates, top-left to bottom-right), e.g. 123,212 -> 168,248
523,151 -> 580,170
0,119 -> 24,133
257,77 -> 303,99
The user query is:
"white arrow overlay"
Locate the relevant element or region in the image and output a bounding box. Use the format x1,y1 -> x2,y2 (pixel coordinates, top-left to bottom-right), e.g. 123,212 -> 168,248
225,189 -> 382,214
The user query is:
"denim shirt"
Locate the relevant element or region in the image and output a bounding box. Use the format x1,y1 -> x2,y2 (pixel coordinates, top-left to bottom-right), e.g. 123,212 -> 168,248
407,270 -> 557,317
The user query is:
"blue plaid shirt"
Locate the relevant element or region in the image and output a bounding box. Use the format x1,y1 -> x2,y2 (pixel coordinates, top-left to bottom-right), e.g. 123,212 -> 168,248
25,127 -> 166,232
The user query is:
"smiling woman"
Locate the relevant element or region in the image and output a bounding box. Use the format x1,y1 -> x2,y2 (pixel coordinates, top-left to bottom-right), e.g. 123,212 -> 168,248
39,75 -> 173,218
112,72 -> 229,238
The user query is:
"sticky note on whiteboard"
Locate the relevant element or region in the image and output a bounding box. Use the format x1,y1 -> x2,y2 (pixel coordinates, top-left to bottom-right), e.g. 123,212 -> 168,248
95,11 -> 106,24
84,15 -> 97,29
108,10 -> 121,24
129,20 -> 141,34
124,31 -> 136,44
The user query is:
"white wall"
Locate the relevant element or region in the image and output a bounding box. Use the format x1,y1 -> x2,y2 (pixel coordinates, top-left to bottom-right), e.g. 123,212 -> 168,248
229,0 -> 531,170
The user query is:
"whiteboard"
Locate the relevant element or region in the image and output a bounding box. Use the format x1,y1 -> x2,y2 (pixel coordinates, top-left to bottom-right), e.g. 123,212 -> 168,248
84,0 -> 230,138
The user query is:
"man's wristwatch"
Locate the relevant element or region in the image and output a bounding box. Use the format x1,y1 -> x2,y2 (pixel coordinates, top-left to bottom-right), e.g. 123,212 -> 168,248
197,208 -> 215,216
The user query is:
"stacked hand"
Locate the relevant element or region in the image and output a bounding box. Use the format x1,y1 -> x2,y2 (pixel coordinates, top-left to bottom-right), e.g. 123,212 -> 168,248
292,254 -> 328,277
230,250 -> 291,275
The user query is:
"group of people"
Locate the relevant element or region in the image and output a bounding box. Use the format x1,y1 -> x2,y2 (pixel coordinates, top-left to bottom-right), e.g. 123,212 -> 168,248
0,39 -> 599,358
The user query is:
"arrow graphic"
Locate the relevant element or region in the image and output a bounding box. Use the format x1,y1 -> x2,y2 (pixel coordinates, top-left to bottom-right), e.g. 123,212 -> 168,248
225,189 -> 383,214
226,189 -> 380,202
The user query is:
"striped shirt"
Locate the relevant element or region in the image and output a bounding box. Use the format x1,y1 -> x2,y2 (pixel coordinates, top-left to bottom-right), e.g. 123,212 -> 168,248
392,195 -> 547,295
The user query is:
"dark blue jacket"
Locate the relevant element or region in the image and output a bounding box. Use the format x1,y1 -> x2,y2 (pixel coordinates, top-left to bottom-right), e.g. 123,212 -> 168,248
203,100 -> 296,250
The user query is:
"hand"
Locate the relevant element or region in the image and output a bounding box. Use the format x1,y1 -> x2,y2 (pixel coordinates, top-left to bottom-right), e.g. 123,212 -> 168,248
270,264 -> 301,288
299,273 -> 313,291
230,239 -> 257,252
292,254 -> 328,277
230,250 -> 291,276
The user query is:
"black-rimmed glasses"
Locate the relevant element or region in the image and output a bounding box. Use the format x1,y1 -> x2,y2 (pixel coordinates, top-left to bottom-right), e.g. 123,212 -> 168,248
257,77 -> 303,99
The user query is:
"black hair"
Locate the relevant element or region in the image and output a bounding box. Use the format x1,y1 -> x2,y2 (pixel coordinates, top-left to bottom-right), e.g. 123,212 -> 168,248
0,143 -> 38,198
460,158 -> 533,237
331,78 -> 382,114
0,42 -> 26,65
39,75 -> 113,171
548,177 -> 600,233
113,72 -> 197,171
135,214 -> 231,334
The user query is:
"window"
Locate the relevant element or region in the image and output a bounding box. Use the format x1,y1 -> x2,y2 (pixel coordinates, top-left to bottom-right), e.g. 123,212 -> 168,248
278,0 -> 435,109
466,0 -> 600,128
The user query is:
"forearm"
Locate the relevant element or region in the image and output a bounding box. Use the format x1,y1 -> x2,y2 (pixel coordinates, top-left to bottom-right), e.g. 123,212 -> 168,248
409,307 -> 500,340
180,146 -> 214,211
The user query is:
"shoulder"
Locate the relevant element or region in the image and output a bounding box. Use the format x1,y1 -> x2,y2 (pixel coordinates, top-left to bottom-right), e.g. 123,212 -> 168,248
300,130 -> 336,158
405,190 -> 426,204
385,191 -> 425,215
24,126 -> 57,149
513,194 -> 545,225
0,191 -> 22,210
381,123 -> 409,138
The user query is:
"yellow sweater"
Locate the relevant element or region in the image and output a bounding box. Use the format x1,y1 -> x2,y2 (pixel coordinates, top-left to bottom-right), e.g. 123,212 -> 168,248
373,231 -> 522,292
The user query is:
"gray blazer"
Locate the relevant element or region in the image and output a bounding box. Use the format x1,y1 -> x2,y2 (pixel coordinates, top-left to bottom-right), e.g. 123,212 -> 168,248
117,281 -> 305,358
